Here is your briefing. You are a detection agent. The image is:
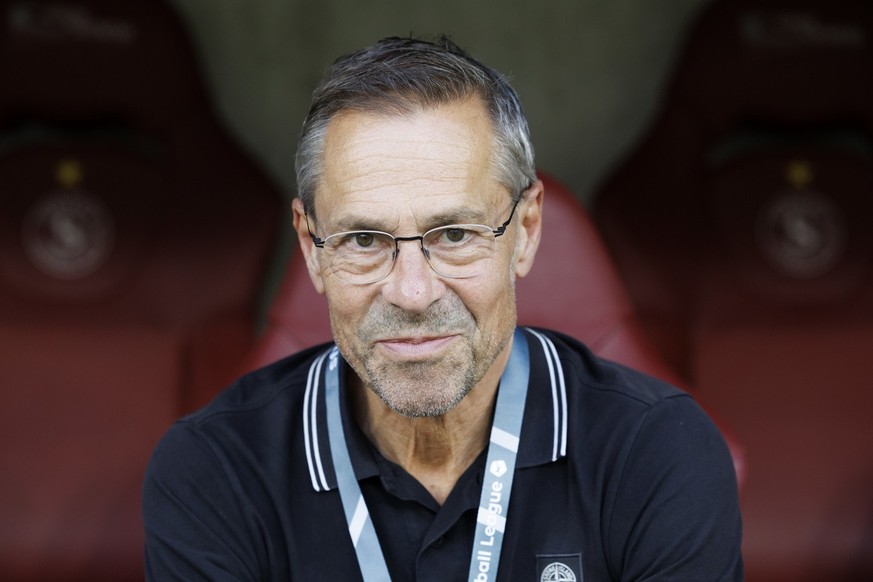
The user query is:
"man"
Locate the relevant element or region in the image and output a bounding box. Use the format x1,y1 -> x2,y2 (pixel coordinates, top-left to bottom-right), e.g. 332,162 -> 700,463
143,36 -> 742,581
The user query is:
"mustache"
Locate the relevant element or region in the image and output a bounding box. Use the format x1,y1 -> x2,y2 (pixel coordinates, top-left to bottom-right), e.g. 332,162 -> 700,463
358,295 -> 474,340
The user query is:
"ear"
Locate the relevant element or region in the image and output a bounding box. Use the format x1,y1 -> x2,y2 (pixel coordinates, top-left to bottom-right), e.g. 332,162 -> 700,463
513,179 -> 544,279
292,198 -> 325,295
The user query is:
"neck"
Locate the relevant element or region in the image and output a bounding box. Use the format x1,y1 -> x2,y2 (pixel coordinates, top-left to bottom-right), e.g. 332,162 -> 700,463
351,342 -> 512,505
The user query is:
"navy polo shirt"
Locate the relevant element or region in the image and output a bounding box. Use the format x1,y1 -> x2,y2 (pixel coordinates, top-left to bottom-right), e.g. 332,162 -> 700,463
143,327 -> 743,581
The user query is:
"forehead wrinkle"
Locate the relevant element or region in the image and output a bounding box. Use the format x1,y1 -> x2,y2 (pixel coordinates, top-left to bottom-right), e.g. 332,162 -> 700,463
324,105 -> 491,189
315,100 -> 506,232
319,153 -> 483,226
337,151 -> 482,198
327,191 -> 483,235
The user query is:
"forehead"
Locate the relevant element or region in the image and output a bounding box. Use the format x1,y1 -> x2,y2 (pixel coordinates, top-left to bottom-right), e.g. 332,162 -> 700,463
315,98 -> 509,229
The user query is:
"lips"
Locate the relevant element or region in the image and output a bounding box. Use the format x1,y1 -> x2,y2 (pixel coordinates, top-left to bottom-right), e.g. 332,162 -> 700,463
375,334 -> 460,358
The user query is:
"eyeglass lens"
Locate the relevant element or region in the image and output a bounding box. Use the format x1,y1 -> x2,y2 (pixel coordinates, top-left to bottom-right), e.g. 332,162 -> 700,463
322,224 -> 496,283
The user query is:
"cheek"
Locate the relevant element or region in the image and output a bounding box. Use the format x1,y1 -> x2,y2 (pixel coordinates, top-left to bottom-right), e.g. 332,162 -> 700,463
455,270 -> 517,330
323,285 -> 371,332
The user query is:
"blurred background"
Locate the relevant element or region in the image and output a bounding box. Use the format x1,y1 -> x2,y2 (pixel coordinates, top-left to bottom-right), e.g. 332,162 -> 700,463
1,0 -> 871,580
170,0 -> 705,209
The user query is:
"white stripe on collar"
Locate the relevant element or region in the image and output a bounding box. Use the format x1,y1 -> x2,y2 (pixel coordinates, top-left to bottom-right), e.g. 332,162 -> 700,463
526,328 -> 568,461
303,349 -> 331,491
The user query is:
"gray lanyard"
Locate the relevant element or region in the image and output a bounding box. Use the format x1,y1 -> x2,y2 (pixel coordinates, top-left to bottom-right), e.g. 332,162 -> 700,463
324,327 -> 530,582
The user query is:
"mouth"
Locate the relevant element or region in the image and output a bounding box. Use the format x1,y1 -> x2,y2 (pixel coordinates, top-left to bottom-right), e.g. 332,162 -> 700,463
375,334 -> 460,359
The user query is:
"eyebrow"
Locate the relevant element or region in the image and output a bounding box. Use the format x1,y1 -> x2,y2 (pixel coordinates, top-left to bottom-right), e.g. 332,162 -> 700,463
328,206 -> 492,234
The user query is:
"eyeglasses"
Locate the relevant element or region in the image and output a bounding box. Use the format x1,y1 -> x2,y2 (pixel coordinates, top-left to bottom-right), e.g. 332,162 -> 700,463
306,197 -> 521,285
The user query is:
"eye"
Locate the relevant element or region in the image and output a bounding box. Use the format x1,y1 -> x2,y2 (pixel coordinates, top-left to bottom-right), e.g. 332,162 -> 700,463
329,231 -> 387,252
442,228 -> 469,244
353,232 -> 375,248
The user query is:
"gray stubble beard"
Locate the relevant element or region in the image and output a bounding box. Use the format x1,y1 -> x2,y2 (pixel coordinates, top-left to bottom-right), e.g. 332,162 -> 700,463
333,292 -> 510,418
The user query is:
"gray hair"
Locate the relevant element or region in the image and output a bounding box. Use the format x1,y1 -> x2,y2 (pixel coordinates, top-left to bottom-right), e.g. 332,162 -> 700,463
295,35 -> 536,217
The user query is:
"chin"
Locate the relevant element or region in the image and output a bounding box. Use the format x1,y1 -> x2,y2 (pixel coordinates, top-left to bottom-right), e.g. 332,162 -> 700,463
367,358 -> 476,418
379,385 -> 469,418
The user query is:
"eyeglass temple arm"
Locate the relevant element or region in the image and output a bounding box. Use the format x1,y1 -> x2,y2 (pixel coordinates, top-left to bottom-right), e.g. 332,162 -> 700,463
492,196 -> 522,237
304,211 -> 326,248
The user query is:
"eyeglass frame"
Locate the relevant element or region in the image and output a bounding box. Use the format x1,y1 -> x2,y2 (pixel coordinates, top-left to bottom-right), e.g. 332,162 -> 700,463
303,192 -> 525,283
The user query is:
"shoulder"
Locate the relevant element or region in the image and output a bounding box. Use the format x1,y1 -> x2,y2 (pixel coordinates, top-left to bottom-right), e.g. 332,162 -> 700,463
143,346 -> 336,581
523,329 -> 742,578
524,326 -> 732,479
523,326 -> 687,407
147,342 -> 334,482
183,342 -> 334,428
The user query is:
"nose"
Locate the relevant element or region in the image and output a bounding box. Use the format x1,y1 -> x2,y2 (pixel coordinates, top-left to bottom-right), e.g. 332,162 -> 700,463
380,238 -> 445,313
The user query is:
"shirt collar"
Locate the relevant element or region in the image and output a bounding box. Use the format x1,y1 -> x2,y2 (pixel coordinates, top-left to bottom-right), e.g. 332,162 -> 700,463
303,327 -> 568,492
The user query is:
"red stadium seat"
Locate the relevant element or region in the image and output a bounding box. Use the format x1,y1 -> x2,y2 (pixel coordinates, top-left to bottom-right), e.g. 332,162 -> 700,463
591,0 -> 873,579
0,1 -> 283,579
241,173 -> 745,481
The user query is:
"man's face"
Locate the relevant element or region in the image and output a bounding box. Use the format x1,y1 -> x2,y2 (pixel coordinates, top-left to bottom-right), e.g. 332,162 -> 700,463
293,98 -> 542,417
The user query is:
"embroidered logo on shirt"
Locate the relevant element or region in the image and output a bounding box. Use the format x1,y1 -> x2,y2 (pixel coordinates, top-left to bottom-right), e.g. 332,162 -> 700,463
537,554 -> 582,582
